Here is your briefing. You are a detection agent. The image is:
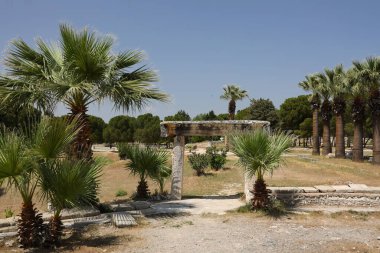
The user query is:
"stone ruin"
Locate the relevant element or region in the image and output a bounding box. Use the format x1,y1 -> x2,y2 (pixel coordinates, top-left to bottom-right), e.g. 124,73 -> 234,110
160,120 -> 270,200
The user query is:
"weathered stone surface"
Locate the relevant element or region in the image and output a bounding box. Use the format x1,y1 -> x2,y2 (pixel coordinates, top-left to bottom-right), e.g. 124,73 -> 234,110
111,203 -> 134,212
314,185 -> 336,192
268,187 -> 303,194
130,201 -> 151,210
43,206 -> 100,220
349,184 -> 370,192
171,135 -> 185,200
0,217 -> 16,228
112,212 -> 137,228
0,232 -> 17,239
299,187 -> 319,193
368,187 -> 380,193
332,185 -> 353,193
244,173 -> 254,202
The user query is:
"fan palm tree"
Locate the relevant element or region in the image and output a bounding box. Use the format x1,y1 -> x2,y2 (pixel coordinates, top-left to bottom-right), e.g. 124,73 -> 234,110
316,70 -> 334,155
352,57 -> 380,164
327,65 -> 348,158
124,145 -> 169,199
346,69 -> 366,162
220,85 -> 248,120
231,129 -> 292,209
0,117 -> 79,248
299,74 -> 321,156
0,24 -> 169,160
38,159 -> 103,246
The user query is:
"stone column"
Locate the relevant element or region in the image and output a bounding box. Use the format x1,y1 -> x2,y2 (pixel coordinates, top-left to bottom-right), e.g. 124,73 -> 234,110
170,135 -> 185,200
244,172 -> 255,203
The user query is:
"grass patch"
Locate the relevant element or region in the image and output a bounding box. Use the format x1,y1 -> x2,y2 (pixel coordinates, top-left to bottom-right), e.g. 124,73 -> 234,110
115,189 -> 128,197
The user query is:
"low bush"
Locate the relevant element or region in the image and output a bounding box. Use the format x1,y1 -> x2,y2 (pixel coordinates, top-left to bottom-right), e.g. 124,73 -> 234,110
206,146 -> 227,170
4,208 -> 14,218
188,153 -> 209,176
117,143 -> 128,159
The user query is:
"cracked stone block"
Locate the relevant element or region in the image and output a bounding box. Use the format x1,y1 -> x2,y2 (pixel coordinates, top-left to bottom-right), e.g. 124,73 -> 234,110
112,212 -> 137,228
332,185 -> 353,193
314,185 -> 336,193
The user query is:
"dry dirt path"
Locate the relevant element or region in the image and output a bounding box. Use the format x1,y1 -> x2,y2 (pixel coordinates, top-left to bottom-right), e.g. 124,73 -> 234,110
121,214 -> 380,253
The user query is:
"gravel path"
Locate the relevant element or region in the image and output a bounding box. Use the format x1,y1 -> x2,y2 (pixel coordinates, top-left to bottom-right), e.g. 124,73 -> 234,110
121,214 -> 380,253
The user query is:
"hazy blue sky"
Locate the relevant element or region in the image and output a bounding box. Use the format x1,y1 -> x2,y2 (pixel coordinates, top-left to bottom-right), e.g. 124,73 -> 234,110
1,1 -> 380,122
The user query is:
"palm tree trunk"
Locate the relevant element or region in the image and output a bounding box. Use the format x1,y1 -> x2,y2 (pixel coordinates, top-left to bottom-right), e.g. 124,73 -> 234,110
17,201 -> 44,248
228,100 -> 236,120
312,108 -> 320,155
335,114 -> 345,158
46,214 -> 63,247
373,112 -> 380,164
352,121 -> 363,162
322,120 -> 331,156
252,177 -> 268,209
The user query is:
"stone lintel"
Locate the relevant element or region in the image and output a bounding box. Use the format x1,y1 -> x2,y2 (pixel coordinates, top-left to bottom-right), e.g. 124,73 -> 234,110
160,120 -> 270,137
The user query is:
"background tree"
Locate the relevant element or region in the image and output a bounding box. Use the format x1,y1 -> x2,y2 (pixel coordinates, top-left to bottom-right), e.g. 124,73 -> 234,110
103,115 -> 136,145
279,95 -> 312,131
164,110 -> 191,121
134,113 -> 161,144
220,84 -> 248,120
249,98 -> 279,129
88,115 -> 106,144
327,65 -> 347,158
316,71 -> 333,155
352,57 -> 380,164
298,76 -> 321,155
0,24 -> 168,160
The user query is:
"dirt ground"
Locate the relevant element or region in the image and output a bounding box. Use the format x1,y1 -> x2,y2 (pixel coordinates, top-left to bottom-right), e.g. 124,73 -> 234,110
2,211 -> 380,253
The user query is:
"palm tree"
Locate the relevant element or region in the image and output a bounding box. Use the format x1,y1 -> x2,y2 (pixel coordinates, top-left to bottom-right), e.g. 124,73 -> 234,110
230,129 -> 292,209
124,145 -> 169,199
220,85 -> 248,120
352,57 -> 380,164
316,70 -> 334,155
38,159 -> 103,246
299,74 -> 321,156
0,117 -> 79,248
328,65 -> 348,158
0,24 -> 169,160
346,69 -> 366,162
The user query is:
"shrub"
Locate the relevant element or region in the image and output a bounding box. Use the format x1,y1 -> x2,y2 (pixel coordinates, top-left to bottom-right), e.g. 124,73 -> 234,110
115,189 -> 128,197
206,146 -> 227,170
188,153 -> 209,176
117,143 -> 128,160
4,208 -> 14,218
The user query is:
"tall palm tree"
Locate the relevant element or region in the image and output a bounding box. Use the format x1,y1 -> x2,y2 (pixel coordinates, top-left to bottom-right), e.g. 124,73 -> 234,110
0,24 -> 169,160
352,57 -> 380,164
346,69 -> 366,162
316,71 -> 333,155
220,85 -> 248,120
0,117 -> 79,248
299,74 -> 321,156
328,65 -> 348,158
123,144 -> 169,199
230,129 -> 292,209
38,159 -> 103,246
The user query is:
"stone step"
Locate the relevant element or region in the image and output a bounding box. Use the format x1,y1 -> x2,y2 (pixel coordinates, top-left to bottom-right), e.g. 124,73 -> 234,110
111,212 -> 137,228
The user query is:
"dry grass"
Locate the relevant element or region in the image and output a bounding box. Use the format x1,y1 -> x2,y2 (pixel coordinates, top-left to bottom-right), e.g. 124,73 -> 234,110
1,148 -> 380,219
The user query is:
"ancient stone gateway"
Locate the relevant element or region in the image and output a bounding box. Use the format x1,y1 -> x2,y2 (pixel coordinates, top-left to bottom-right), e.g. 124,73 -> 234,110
160,120 -> 270,200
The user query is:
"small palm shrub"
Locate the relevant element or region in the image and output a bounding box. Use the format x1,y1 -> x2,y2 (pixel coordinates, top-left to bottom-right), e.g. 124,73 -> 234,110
117,143 -> 128,160
151,166 -> 171,195
231,129 -> 292,209
206,146 -> 227,170
188,153 -> 209,176
4,208 -> 14,218
124,145 -> 169,199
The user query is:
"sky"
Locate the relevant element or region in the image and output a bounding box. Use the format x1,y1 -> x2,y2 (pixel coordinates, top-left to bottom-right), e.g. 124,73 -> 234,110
1,0 -> 380,122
